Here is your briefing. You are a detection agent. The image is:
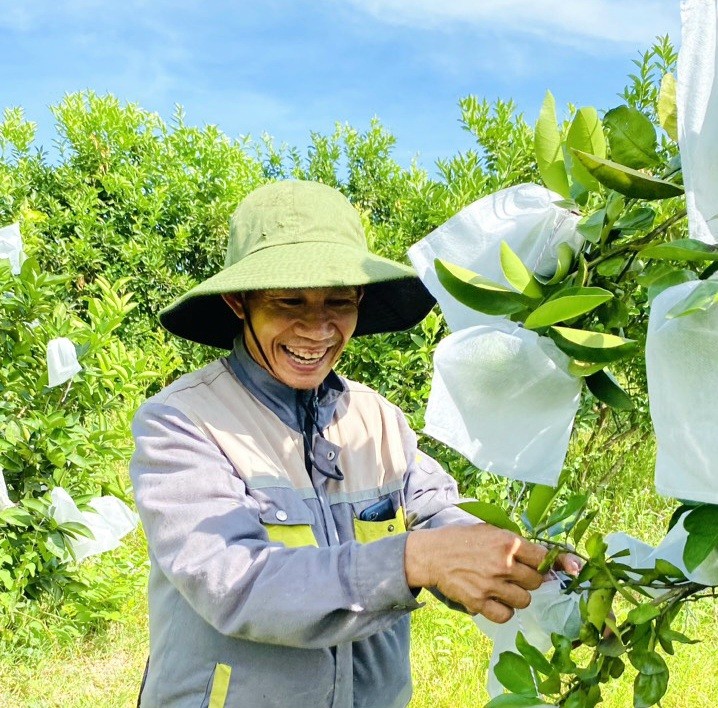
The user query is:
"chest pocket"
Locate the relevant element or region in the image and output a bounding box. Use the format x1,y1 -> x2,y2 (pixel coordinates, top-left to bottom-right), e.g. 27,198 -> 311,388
353,506 -> 406,544
256,488 -> 319,549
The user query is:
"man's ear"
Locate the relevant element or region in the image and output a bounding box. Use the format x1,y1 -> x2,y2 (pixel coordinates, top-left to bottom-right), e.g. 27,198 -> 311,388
221,293 -> 245,320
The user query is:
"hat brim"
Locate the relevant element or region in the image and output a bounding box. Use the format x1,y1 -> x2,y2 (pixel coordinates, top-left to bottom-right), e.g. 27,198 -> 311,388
159,241 -> 436,348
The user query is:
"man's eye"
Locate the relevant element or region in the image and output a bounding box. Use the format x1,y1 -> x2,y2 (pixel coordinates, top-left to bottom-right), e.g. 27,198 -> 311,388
278,299 -> 303,307
328,299 -> 358,308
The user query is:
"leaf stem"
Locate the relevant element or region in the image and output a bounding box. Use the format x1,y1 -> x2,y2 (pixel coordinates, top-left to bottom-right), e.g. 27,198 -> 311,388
586,208 -> 687,269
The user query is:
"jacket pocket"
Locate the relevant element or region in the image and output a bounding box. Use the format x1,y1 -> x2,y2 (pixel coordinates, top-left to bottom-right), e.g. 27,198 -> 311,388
200,663 -> 232,708
257,488 -> 319,548
353,506 -> 406,544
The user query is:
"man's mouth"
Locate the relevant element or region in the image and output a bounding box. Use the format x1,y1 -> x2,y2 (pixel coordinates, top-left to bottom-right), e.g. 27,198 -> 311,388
282,344 -> 332,366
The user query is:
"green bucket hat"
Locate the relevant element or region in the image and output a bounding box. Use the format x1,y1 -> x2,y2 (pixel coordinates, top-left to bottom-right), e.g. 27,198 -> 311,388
159,180 -> 435,349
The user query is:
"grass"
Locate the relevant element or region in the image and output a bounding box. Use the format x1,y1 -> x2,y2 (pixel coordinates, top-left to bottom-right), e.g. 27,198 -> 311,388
1,433 -> 717,707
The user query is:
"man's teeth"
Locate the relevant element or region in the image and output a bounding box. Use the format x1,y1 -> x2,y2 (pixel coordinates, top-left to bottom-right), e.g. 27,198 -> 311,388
284,346 -> 327,363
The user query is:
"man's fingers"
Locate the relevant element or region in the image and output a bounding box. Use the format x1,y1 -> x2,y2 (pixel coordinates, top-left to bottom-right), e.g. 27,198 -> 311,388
479,599 -> 515,624
555,552 -> 583,576
507,561 -> 543,591
493,581 -> 532,611
513,535 -> 548,570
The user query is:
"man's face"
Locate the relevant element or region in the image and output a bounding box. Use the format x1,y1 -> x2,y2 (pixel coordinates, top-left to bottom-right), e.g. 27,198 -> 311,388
223,287 -> 361,390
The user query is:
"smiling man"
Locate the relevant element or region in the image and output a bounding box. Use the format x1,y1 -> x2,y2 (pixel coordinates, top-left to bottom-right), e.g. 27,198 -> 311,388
221,287 -> 362,390
130,180 -> 565,708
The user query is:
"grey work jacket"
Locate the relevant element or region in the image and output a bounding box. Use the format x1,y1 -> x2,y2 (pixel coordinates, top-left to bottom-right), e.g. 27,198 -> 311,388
130,339 -> 469,708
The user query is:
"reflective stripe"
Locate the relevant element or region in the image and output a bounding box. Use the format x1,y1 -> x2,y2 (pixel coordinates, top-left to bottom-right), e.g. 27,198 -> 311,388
264,524 -> 319,548
208,663 -> 232,708
353,507 -> 406,544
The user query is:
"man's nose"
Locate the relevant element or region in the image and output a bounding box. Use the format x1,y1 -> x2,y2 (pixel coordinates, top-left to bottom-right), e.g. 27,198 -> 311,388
295,307 -> 335,337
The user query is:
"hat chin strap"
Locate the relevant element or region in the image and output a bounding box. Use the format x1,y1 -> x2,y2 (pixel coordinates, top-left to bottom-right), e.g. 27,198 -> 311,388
240,296 -> 277,378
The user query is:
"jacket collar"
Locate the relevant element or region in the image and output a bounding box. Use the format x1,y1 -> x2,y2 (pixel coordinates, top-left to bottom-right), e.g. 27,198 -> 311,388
226,335 -> 346,434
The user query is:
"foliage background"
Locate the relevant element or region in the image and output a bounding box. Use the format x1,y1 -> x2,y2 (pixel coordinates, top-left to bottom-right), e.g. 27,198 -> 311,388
1,40 -> 716,706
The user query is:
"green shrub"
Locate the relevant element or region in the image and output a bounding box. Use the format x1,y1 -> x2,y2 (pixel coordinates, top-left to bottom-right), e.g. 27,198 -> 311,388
0,254 -> 172,648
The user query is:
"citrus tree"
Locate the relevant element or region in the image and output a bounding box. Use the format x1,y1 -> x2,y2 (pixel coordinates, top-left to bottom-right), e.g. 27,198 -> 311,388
424,38 -> 718,707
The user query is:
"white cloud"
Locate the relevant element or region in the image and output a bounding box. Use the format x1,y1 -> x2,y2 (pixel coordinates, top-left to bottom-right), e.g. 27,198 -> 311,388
345,0 -> 679,48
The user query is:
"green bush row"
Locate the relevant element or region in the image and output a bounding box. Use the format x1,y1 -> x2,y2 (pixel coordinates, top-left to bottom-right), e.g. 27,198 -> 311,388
0,41 -> 685,649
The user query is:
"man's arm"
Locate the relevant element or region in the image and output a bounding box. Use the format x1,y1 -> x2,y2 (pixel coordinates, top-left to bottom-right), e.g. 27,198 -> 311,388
395,408 -> 558,623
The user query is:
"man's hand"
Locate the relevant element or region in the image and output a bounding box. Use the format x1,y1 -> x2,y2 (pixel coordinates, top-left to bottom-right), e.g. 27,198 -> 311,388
404,524 -> 547,623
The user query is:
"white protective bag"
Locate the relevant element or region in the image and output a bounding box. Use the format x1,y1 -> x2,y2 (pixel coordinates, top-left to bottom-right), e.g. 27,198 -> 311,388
49,487 -> 138,562
646,280 -> 718,504
606,517 -> 718,589
0,469 -> 15,510
0,222 -> 24,274
408,183 -> 582,332
678,0 -> 718,244
473,576 -> 581,699
46,337 -> 82,388
424,322 -> 582,485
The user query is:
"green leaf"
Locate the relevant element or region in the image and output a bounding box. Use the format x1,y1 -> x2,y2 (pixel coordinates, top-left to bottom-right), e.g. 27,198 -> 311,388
640,238 -> 718,262
563,690 -> 589,708
586,586 -> 615,630
631,651 -> 669,707
500,242 -> 544,299
627,603 -> 661,625
548,326 -> 637,364
537,671 -> 561,695
435,259 -> 530,316
550,633 -> 577,673
646,269 -> 697,304
0,507 -> 34,527
22,498 -> 48,515
540,242 -> 575,286
45,531 -> 67,559
595,256 -> 628,278
567,360 -> 606,378
535,91 -> 570,198
535,494 -> 587,536
597,298 -> 630,330
605,191 -> 626,222
571,150 -> 684,200
585,532 -> 608,560
683,505 -> 718,571
494,651 -> 538,697
0,568 -> 14,590
59,520 -> 95,540
585,369 -> 634,410
614,207 -> 656,233
575,254 -> 588,287
516,631 -> 554,676
666,280 -> 718,318
653,558 -> 685,579
658,73 -> 678,142
566,107 -> 607,192
659,628 -> 698,645
608,657 -> 626,679
456,501 -> 522,535
576,209 -> 605,245
571,509 -> 597,546
523,287 -> 613,330
525,484 -> 560,529
603,105 -> 659,169
537,546 -> 561,575
598,633 -> 626,657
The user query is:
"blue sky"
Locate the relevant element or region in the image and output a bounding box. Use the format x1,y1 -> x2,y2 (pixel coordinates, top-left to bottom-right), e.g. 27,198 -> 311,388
1,0 -> 680,171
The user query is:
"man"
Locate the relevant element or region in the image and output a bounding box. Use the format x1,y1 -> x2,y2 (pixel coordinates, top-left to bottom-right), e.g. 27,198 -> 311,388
131,180 -> 567,708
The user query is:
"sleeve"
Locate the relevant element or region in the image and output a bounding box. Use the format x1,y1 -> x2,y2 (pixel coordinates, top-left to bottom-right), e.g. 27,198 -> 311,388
130,400 -> 421,650
395,407 -> 482,613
